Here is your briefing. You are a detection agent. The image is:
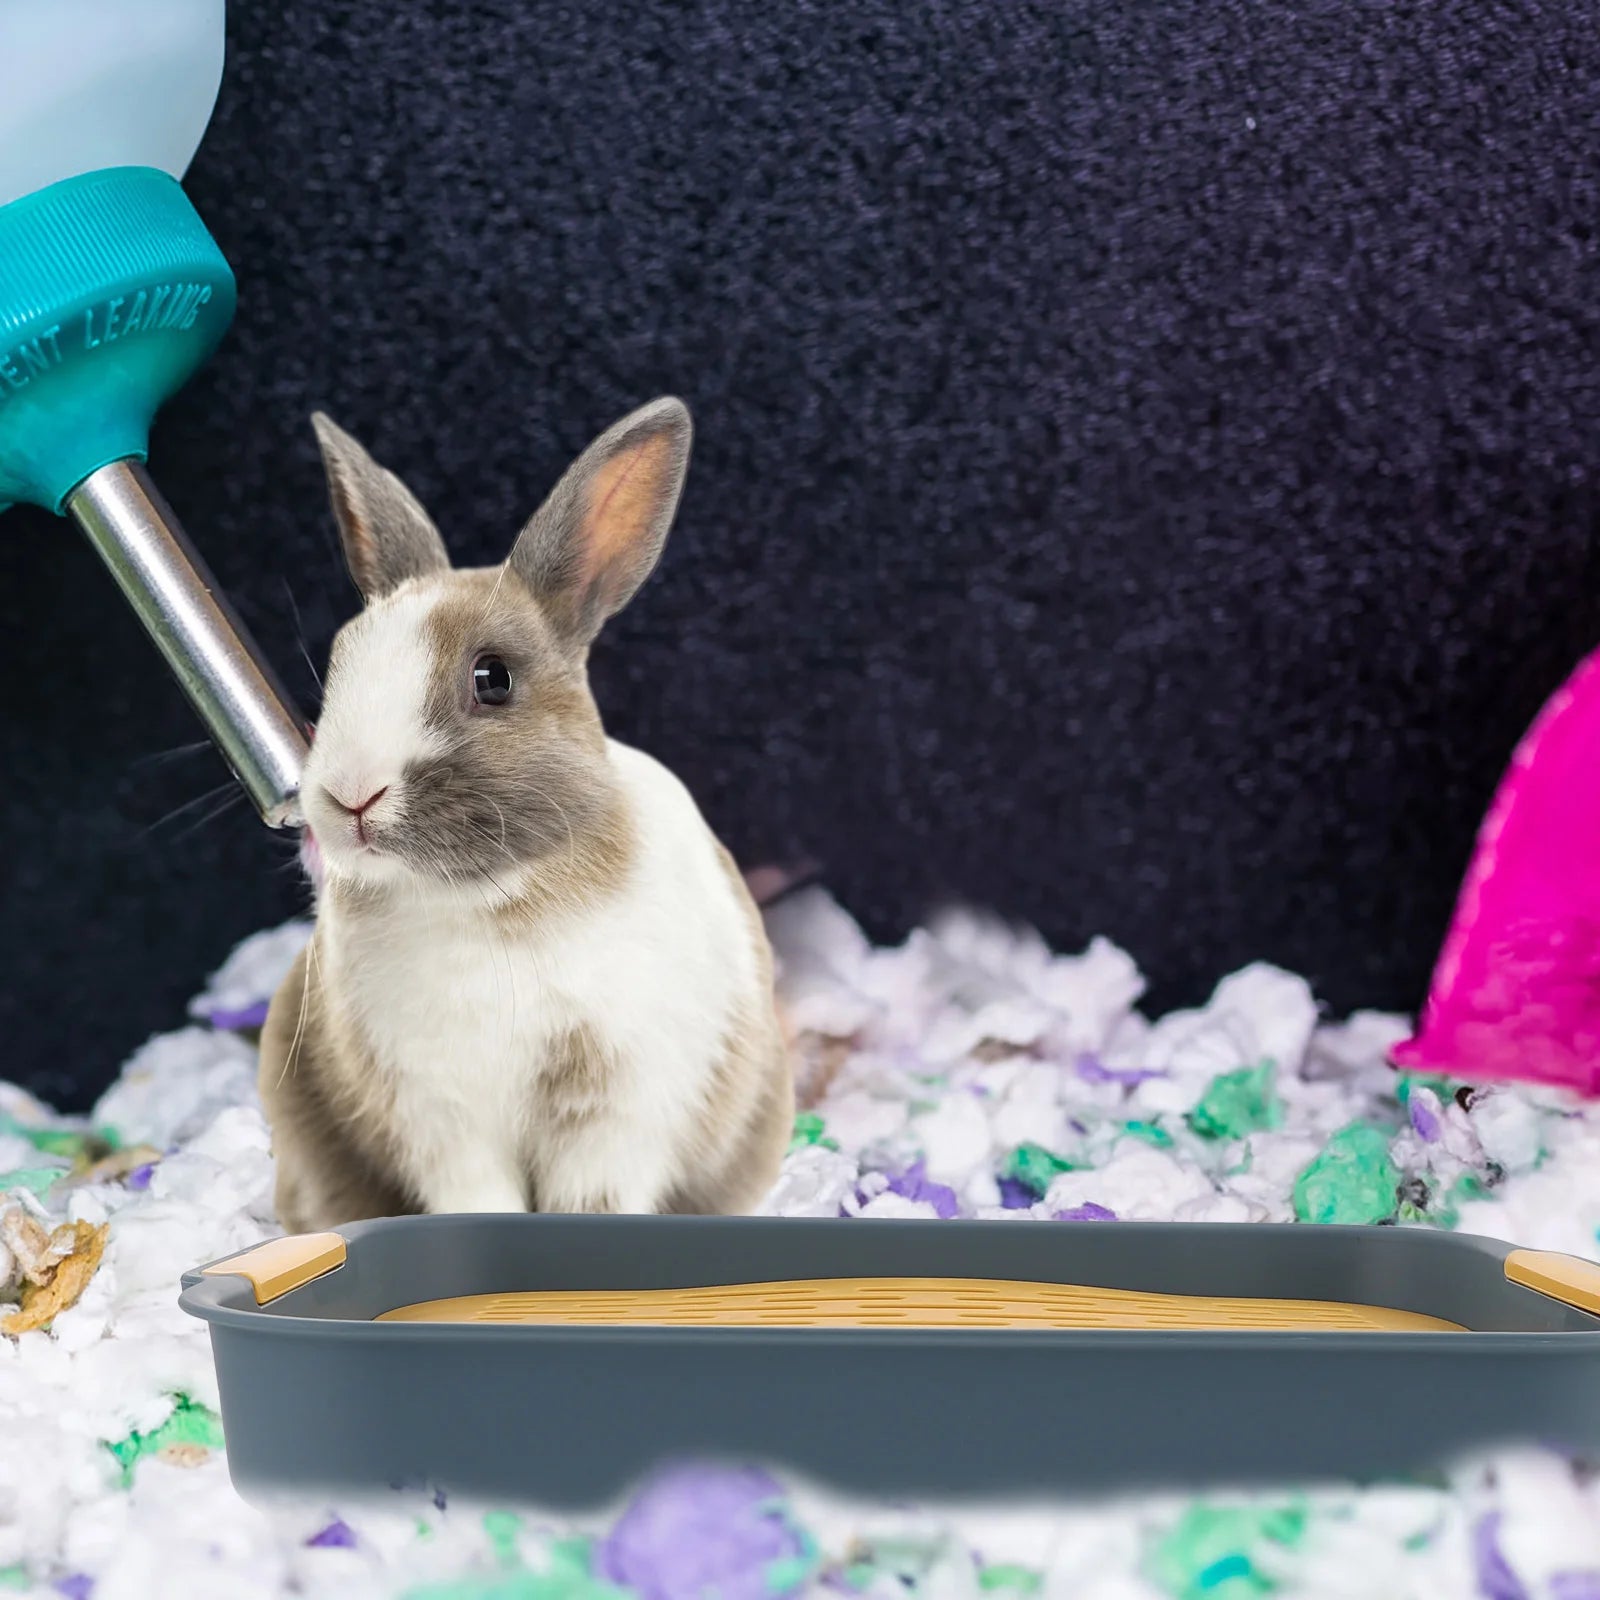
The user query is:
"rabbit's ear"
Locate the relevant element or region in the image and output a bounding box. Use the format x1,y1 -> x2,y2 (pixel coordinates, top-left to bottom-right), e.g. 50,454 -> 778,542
507,397 -> 692,646
311,413 -> 451,603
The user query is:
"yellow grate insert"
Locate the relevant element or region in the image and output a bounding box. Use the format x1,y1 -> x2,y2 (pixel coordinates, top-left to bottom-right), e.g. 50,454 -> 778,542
376,1277 -> 1463,1331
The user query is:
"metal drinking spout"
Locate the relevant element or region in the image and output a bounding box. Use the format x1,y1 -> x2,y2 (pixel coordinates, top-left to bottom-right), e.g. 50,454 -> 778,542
68,462 -> 310,828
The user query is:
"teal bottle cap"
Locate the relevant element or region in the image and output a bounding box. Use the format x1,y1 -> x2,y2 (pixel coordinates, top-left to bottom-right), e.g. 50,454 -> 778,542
0,166 -> 235,513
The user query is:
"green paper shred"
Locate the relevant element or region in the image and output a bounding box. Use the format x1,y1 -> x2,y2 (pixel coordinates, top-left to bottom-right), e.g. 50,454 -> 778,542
104,1394 -> 224,1486
1001,1142 -> 1077,1195
1293,1124 -> 1401,1226
546,1540 -> 593,1576
765,1553 -> 815,1594
403,1581 -> 549,1600
402,1533 -> 628,1600
19,1129 -> 93,1159
764,1516 -> 819,1595
483,1511 -> 522,1567
1147,1504 -> 1308,1600
1189,1062 -> 1280,1141
1124,1120 -> 1174,1149
978,1564 -> 1044,1594
0,1115 -> 118,1172
788,1112 -> 839,1153
403,1568 -> 627,1600
0,1166 -> 68,1198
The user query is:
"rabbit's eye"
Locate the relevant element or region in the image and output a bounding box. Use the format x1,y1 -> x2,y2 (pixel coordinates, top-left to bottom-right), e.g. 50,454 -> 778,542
472,655 -> 512,707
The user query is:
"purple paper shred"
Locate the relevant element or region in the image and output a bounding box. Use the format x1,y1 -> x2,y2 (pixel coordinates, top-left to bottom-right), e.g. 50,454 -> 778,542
1410,1098 -> 1441,1142
306,1519 -> 356,1549
1551,1575 -> 1600,1600
595,1463 -> 811,1600
883,1160 -> 959,1219
997,1177 -> 1035,1209
126,1164 -> 155,1191
1054,1203 -> 1117,1222
54,1577 -> 93,1600
205,998 -> 271,1032
1473,1514 -> 1529,1600
1075,1054 -> 1165,1088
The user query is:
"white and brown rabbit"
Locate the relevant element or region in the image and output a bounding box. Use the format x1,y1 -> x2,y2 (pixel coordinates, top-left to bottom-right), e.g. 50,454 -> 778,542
259,398 -> 794,1231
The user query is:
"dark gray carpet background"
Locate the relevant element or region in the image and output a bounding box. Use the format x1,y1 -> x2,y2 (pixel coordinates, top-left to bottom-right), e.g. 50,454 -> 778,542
2,1 -> 1597,1109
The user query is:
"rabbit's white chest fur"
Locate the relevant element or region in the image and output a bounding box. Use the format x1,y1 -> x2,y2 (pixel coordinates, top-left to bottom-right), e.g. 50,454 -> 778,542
320,740 -> 758,1214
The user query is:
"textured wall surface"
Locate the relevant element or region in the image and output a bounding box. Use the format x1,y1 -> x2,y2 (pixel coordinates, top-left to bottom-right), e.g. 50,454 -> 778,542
2,1 -> 1597,1108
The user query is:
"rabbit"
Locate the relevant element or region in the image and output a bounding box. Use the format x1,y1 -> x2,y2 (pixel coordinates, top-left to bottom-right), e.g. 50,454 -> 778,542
258,397 -> 794,1232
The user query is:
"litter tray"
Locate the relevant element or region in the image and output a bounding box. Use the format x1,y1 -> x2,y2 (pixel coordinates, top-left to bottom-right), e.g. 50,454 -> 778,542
180,1215 -> 1600,1507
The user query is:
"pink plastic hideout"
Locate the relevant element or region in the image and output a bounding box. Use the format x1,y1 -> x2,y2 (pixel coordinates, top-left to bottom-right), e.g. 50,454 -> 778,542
1394,645 -> 1600,1096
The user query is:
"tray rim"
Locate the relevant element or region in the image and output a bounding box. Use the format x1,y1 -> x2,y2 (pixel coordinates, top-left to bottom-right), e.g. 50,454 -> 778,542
178,1214 -> 1600,1350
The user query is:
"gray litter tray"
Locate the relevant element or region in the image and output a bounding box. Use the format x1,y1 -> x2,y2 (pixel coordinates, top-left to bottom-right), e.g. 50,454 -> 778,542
180,1215 -> 1600,1508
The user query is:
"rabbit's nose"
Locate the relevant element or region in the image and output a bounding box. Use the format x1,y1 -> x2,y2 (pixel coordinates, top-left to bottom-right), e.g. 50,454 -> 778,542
329,786 -> 389,818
